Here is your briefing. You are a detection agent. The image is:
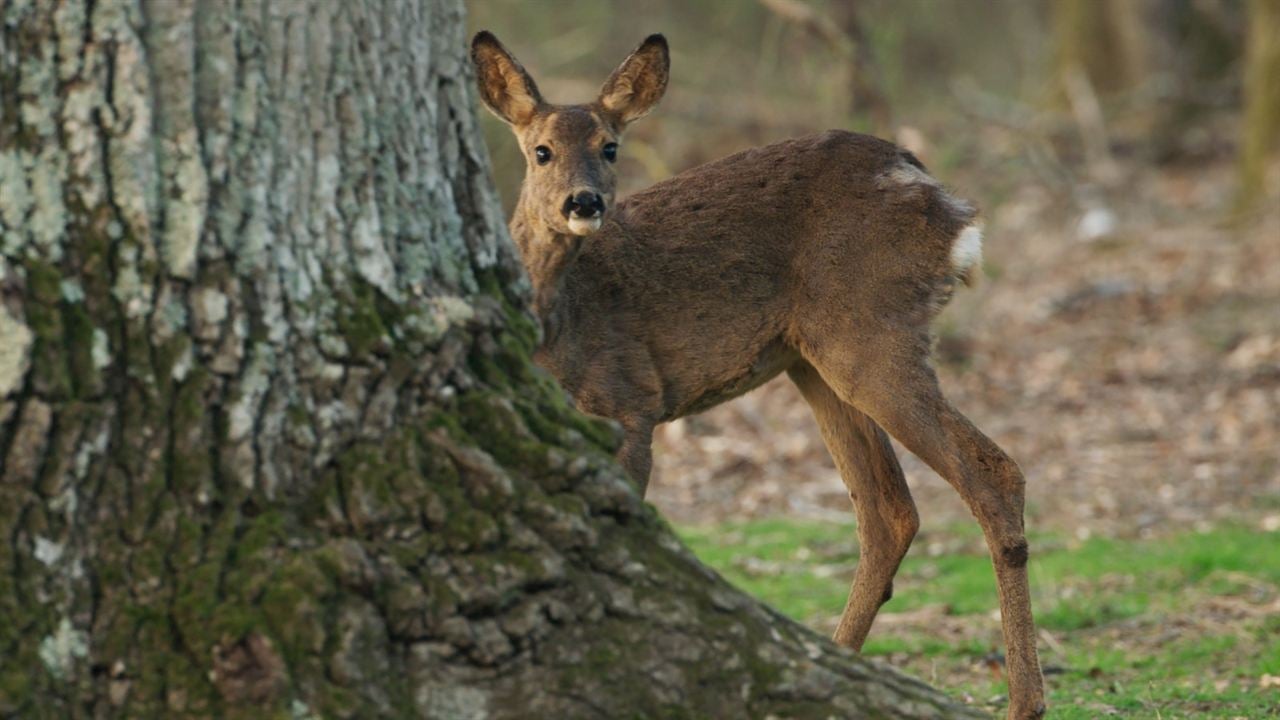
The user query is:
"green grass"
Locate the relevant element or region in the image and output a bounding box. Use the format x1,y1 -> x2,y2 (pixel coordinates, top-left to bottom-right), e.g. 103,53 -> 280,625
678,520 -> 1280,718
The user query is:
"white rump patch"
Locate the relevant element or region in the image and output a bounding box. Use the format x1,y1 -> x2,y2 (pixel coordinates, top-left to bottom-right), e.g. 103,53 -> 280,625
951,224 -> 984,276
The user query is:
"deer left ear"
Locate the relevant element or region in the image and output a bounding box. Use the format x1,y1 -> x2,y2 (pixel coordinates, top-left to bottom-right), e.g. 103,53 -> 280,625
472,31 -> 544,126
598,34 -> 669,129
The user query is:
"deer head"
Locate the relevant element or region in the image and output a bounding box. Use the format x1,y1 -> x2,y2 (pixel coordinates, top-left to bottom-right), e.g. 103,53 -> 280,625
471,31 -> 669,236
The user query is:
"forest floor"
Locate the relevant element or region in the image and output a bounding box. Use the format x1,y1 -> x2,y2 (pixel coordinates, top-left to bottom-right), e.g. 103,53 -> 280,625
680,519 -> 1280,719
648,152 -> 1280,717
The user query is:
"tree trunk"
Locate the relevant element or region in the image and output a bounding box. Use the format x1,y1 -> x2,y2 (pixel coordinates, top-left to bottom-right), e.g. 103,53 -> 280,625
1238,0 -> 1280,211
1050,0 -> 1148,102
0,1 -> 978,718
831,0 -> 891,136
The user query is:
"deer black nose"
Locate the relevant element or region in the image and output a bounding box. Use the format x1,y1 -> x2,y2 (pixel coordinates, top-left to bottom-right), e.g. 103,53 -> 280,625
564,191 -> 604,218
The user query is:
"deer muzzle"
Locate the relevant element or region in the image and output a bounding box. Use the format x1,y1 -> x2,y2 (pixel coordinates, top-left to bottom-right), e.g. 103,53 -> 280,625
564,191 -> 605,235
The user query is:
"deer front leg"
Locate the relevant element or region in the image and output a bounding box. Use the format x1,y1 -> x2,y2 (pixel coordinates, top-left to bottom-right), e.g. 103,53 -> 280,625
788,363 -> 919,650
617,420 -> 656,495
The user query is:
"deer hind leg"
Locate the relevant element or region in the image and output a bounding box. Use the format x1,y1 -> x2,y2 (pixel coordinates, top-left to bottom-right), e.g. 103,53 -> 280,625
788,361 -> 919,651
799,339 -> 1045,720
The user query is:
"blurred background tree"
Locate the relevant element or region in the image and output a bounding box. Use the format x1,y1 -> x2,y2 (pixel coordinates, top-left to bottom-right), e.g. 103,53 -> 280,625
1239,0 -> 1280,211
1051,0 -> 1149,100
757,0 -> 893,134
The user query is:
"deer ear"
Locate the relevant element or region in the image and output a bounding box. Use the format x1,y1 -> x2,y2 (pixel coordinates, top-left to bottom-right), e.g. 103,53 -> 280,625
471,31 -> 544,126
598,34 -> 669,128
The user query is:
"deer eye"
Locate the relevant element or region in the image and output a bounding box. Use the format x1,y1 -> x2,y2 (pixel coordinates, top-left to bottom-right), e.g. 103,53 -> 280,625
534,146 -> 552,165
602,143 -> 618,163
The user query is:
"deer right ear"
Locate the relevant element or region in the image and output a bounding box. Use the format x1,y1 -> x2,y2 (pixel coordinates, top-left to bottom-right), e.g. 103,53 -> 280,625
598,34 -> 670,129
471,31 -> 544,126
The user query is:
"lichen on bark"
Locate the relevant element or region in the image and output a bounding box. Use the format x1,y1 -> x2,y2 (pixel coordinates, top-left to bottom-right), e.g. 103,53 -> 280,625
0,301 -> 34,396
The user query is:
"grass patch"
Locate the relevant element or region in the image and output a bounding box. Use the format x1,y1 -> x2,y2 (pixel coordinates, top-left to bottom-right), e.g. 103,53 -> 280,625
678,519 -> 1280,718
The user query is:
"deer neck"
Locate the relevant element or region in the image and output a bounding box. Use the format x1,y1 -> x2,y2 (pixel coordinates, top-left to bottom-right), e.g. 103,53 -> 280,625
509,193 -> 586,326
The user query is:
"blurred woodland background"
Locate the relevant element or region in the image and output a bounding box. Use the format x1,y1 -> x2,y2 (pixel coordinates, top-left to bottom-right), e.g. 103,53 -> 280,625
469,1 -> 1280,714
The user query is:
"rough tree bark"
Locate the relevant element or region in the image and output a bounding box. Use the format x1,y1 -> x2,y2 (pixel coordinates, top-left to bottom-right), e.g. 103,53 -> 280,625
0,1 -> 980,718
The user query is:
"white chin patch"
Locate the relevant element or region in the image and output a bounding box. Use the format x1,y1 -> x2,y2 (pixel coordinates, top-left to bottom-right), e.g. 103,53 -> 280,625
567,216 -> 603,236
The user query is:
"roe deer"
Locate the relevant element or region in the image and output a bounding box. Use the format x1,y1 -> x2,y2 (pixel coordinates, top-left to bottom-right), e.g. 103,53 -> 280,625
472,31 -> 1045,719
